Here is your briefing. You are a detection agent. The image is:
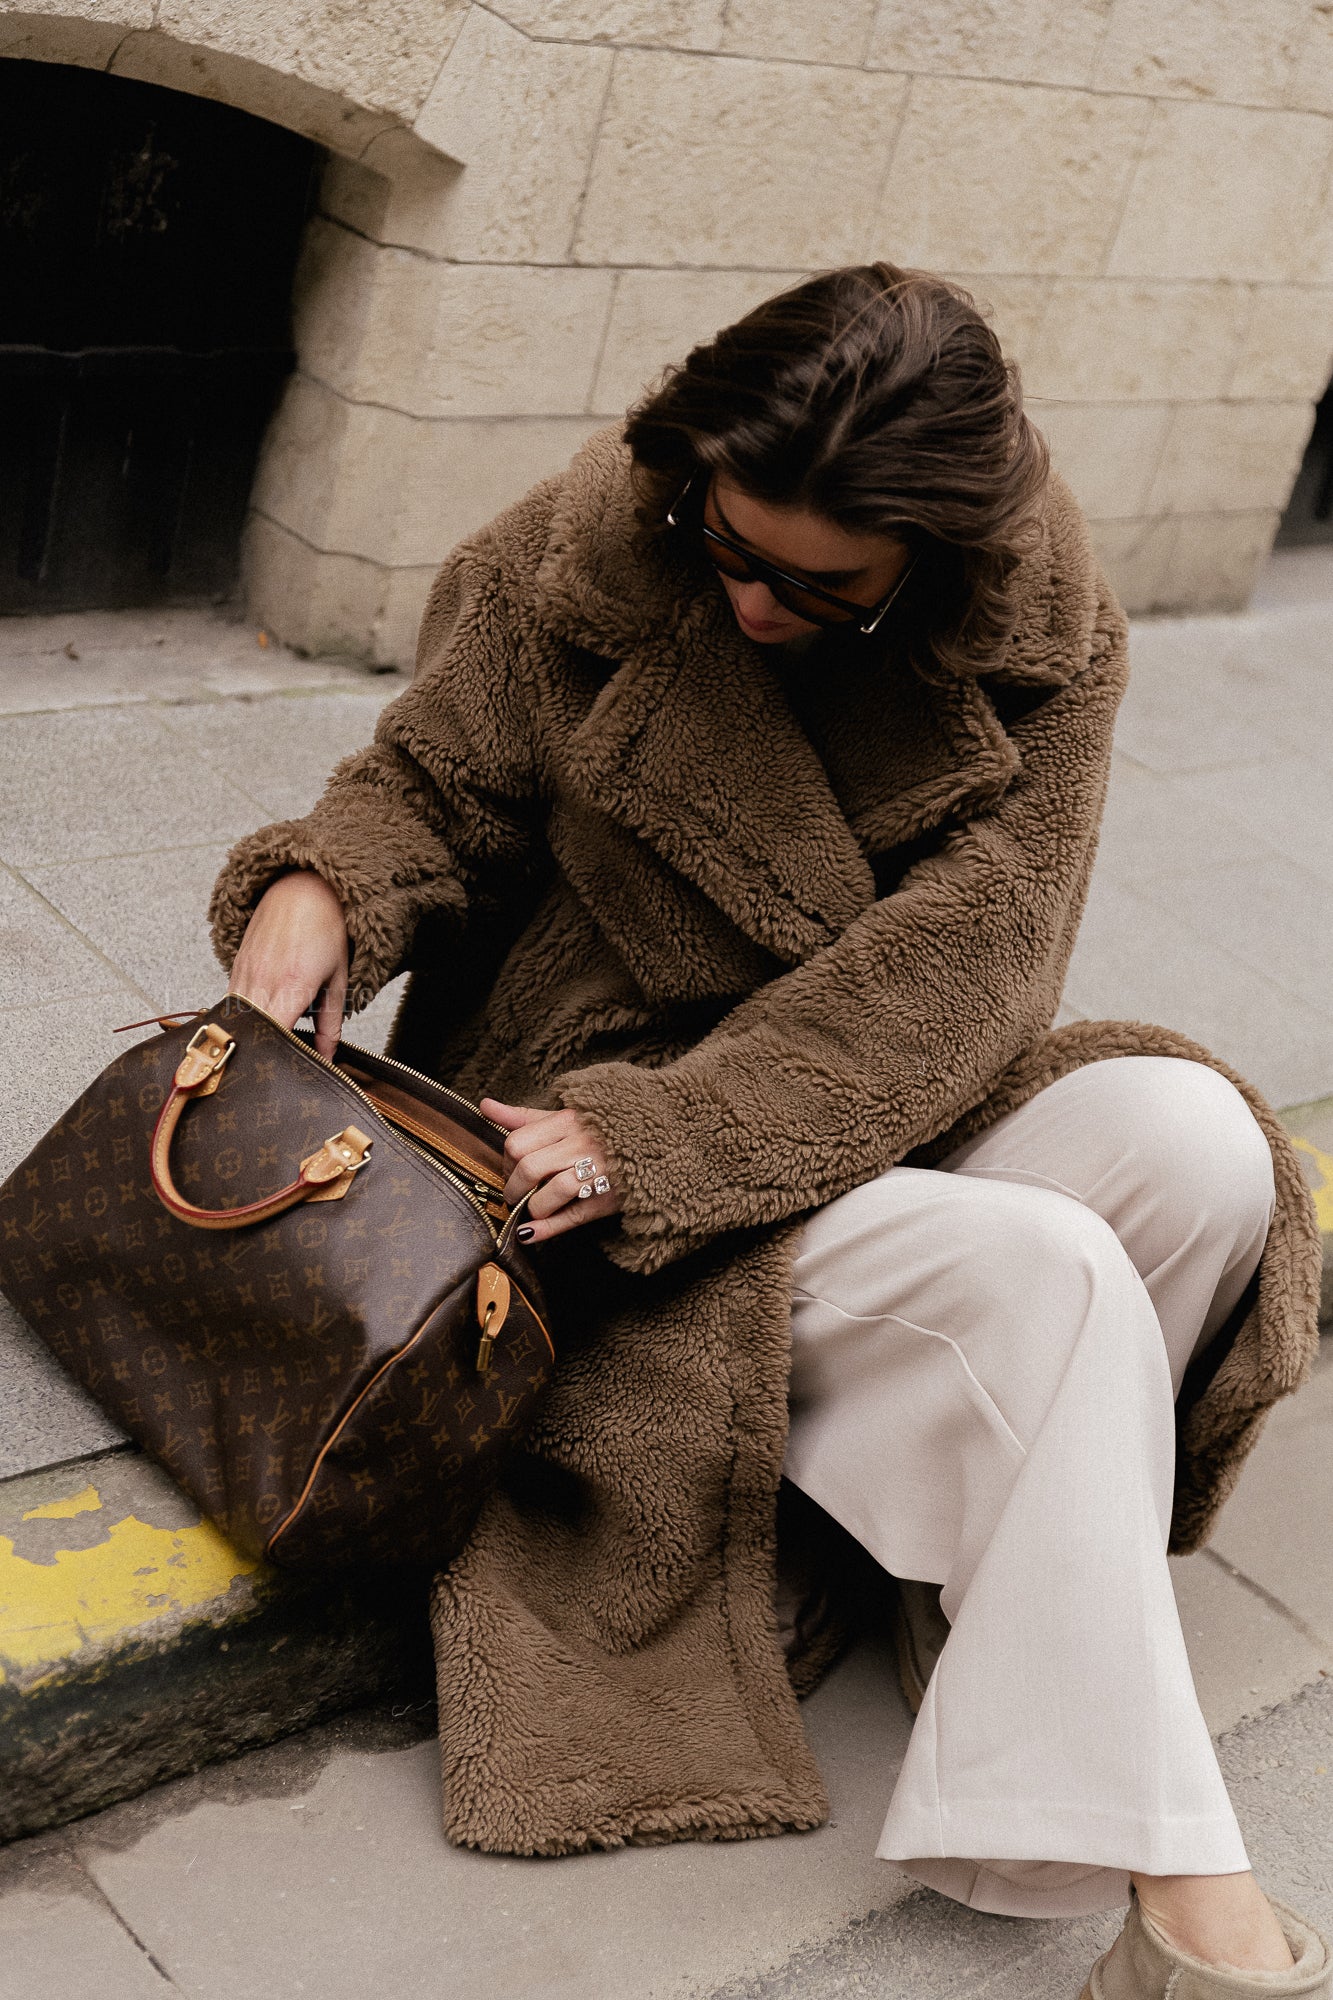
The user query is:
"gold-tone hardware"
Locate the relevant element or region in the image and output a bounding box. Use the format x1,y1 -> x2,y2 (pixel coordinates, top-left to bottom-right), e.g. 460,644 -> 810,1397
476,1301 -> 498,1373
174,1024 -> 235,1095
300,1125 -> 373,1191
251,1005 -> 500,1238
475,1263 -> 511,1373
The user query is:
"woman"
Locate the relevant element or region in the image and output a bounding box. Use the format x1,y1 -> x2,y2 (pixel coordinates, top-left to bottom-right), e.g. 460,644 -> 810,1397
213,266 -> 1328,1997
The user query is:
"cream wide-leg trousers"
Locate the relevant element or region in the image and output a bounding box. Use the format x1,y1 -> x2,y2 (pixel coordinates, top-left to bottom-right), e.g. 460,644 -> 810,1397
782,1055 -> 1276,1920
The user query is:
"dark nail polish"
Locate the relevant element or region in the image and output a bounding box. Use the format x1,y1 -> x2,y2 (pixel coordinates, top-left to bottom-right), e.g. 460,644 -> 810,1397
516,1224 -> 535,1243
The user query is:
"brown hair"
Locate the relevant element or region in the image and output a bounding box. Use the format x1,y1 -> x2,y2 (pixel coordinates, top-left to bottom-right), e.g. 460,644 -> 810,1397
624,262 -> 1049,680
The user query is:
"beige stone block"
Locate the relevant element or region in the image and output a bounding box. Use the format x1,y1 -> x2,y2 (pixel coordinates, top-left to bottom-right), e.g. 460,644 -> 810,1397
0,8 -> 148,67
1288,4 -> 1333,115
414,8 -> 614,263
110,30 -> 400,156
375,566 -> 438,673
591,267 -> 806,415
241,515 -> 393,664
250,375 -> 392,562
1108,102 -> 1333,283
294,222 -> 616,418
574,50 -> 907,268
941,275 -> 1052,370
259,380 -> 604,567
1161,510 -> 1283,611
878,78 -> 1150,278
1147,401 -> 1315,514
491,0 -> 724,48
390,416 -> 608,568
290,216 -> 382,406
317,141 -> 465,261
867,0 -> 1113,89
1300,179 -> 1333,287
1022,280 -> 1250,402
1031,401 -> 1172,518
245,514 -> 433,670
1094,0 -> 1307,108
152,0 -> 468,123
722,0 -> 877,65
1088,516 -> 1179,614
1229,288 -> 1333,401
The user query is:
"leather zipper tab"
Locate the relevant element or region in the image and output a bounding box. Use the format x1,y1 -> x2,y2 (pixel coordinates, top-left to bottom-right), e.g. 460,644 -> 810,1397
475,1262 -> 511,1373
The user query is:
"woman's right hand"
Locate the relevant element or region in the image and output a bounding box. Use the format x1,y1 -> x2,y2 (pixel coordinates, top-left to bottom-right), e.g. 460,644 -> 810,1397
227,870 -> 350,1060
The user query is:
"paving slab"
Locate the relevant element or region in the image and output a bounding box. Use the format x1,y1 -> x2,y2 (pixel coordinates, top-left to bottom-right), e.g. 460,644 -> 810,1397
0,1297 -> 125,1482
0,1846 -> 171,2000
0,606 -> 405,716
155,691 -> 400,824
1091,752 -> 1258,884
1135,853 -> 1333,1027
0,708 -> 265,870
0,864 -> 131,1016
27,844 -> 238,1023
1210,1338 -> 1333,1650
0,998 -> 151,1185
1062,872 -> 1333,1112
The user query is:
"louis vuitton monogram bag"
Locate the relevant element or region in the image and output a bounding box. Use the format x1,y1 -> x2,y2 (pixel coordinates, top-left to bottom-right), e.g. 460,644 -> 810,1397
0,996 -> 554,1570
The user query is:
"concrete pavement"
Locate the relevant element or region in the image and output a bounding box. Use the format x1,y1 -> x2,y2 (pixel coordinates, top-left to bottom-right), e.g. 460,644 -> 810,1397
2,558 -> 1332,1992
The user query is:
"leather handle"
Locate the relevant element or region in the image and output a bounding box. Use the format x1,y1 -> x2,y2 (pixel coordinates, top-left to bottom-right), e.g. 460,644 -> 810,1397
148,1025 -> 372,1232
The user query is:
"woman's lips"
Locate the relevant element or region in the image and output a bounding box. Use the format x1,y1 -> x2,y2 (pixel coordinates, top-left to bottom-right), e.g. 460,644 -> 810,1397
735,605 -> 789,638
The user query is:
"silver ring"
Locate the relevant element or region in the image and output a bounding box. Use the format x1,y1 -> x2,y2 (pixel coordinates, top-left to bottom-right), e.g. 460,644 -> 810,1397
574,1156 -> 596,1180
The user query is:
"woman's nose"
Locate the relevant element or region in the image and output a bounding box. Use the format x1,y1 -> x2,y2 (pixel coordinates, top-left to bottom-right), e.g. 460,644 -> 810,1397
733,578 -> 784,621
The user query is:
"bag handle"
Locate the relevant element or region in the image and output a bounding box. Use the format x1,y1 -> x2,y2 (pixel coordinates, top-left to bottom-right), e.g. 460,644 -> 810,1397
149,1024 -> 372,1232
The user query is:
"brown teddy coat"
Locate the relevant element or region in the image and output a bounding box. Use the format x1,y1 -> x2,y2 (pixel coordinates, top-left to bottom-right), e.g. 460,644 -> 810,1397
210,424 -> 1321,1857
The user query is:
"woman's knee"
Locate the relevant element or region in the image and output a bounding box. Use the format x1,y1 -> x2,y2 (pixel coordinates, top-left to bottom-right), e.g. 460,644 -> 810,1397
1088,1057 -> 1276,1244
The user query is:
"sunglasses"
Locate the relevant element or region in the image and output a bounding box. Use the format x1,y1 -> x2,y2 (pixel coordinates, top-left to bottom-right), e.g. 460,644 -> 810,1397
666,475 -> 916,634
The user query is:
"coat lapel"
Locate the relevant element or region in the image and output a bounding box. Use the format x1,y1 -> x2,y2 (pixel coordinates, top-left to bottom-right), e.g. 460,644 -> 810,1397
531,426 -> 1029,968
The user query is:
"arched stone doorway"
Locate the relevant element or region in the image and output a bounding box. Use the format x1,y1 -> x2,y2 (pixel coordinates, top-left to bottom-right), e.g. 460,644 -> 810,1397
0,59 -> 318,613
0,8 -> 475,665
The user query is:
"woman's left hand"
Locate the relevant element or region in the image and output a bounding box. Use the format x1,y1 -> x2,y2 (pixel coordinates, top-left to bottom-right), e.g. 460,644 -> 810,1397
481,1099 -> 624,1243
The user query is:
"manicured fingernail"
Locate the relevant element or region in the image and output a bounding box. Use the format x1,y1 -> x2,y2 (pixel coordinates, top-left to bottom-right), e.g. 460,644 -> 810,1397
516,1224 -> 535,1243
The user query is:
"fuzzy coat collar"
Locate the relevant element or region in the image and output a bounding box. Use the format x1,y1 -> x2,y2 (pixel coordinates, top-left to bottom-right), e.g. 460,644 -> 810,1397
526,426 -> 1091,962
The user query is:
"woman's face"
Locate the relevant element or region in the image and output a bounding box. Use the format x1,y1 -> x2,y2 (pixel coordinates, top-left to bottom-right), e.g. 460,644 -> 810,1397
706,475 -> 912,646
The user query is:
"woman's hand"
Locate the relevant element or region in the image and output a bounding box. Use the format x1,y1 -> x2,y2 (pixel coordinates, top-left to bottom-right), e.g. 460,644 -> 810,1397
481,1099 -> 624,1244
227,871 -> 350,1060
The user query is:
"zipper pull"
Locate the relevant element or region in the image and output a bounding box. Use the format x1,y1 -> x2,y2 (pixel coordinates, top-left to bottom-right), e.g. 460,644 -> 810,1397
475,1262 -> 511,1374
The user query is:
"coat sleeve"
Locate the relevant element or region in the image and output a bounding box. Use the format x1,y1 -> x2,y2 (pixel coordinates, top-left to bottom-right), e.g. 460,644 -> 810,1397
207,546 -> 542,1007
556,600 -> 1128,1275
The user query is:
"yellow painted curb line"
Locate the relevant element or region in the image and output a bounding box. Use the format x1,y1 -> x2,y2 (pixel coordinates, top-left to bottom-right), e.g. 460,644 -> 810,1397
0,1478 -> 261,1692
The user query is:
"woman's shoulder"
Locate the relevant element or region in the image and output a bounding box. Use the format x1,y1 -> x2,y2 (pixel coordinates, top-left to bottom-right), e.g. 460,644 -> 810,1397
989,470 -> 1128,692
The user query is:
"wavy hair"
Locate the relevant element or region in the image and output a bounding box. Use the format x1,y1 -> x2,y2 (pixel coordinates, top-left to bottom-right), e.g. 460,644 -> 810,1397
623,263 -> 1050,680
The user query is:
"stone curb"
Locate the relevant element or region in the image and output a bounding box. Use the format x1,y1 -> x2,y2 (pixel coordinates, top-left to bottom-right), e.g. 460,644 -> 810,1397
1,1098 -> 1330,1846
0,1450 -> 433,1842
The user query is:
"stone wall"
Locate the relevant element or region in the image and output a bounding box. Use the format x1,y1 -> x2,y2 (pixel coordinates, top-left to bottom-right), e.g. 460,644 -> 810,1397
5,0 -> 1333,659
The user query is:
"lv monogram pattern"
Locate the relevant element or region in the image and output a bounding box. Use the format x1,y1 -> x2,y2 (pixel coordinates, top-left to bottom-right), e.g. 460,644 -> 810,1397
0,1004 -> 553,1570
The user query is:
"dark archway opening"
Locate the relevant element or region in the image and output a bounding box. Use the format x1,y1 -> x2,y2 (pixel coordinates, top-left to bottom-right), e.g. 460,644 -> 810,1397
0,60 -> 320,613
1275,379 -> 1333,548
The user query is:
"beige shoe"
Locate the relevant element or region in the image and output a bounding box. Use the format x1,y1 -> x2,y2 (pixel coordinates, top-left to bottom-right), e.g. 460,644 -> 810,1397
891,1577 -> 950,1714
1080,1893 -> 1331,1998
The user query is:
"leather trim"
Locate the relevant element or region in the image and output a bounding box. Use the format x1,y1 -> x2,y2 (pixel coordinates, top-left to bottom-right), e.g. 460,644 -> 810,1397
264,1271 -> 555,1558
